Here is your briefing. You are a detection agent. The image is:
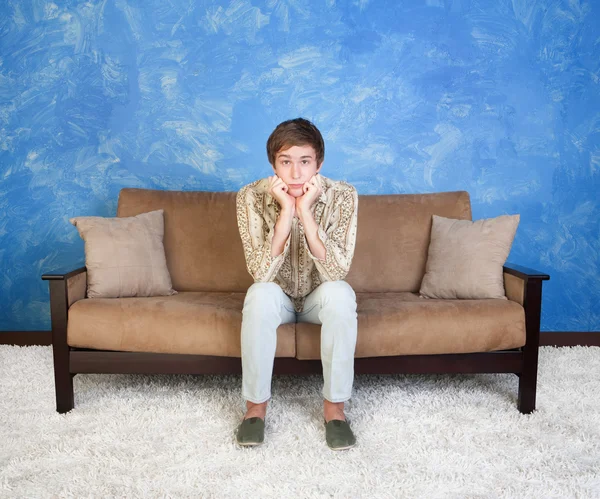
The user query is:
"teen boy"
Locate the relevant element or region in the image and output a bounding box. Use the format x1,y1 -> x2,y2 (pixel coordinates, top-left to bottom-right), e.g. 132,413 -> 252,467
235,118 -> 359,450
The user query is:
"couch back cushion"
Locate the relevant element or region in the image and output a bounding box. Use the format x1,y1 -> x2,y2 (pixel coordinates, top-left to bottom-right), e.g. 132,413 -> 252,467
117,188 -> 471,293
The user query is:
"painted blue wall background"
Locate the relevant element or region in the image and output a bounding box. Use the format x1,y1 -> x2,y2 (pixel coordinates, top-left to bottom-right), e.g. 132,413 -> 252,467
0,0 -> 598,332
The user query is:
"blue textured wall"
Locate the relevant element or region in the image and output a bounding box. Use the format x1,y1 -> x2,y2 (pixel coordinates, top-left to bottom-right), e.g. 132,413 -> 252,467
1,0 -> 598,332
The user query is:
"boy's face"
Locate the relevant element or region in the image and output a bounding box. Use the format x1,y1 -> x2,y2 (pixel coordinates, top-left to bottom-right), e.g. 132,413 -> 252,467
271,144 -> 322,198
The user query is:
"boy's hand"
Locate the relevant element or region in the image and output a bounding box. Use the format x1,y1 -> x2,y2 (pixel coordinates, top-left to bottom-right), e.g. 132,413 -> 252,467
268,175 -> 296,215
295,174 -> 322,215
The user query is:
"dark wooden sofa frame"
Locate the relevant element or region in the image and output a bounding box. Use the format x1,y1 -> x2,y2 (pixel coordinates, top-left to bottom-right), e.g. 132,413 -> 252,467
42,263 -> 549,415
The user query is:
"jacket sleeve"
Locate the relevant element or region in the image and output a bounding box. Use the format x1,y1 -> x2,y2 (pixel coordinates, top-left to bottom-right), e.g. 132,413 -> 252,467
236,185 -> 292,282
304,187 -> 358,282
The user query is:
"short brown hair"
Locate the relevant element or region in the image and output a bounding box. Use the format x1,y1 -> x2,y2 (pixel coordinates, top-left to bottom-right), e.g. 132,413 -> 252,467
266,118 -> 325,166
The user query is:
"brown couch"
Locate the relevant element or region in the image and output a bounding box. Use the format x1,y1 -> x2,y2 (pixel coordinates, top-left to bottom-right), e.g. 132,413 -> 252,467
42,188 -> 549,414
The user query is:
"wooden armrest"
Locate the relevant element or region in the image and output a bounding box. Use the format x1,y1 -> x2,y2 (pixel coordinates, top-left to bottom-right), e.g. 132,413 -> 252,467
503,263 -> 549,307
503,263 -> 550,281
42,266 -> 87,281
42,265 -> 87,308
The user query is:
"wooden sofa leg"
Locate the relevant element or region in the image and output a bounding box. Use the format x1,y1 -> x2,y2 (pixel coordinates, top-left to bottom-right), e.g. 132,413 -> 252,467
54,366 -> 74,414
517,278 -> 543,414
48,279 -> 75,413
517,359 -> 537,414
52,333 -> 74,413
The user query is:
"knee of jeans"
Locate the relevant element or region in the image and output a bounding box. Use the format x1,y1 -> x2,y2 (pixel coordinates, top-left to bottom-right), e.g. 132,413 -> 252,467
320,281 -> 356,305
243,282 -> 281,311
321,281 -> 356,298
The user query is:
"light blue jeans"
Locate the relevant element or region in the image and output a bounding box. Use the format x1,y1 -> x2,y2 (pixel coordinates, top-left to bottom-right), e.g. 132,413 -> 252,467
241,280 -> 358,405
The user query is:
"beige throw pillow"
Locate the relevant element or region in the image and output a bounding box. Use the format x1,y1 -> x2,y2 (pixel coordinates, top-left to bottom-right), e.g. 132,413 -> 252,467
419,214 -> 520,300
69,209 -> 178,299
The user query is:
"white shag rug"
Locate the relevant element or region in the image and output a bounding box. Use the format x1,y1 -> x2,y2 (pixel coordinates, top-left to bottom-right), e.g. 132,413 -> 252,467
1,345 -> 599,499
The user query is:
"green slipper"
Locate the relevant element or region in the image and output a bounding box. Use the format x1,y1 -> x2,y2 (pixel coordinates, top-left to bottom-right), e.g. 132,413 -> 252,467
235,417 -> 265,446
324,418 -> 356,450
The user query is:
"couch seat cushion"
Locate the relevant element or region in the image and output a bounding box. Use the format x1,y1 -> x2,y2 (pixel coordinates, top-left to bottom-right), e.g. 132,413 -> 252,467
67,292 -> 296,357
295,292 -> 525,360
